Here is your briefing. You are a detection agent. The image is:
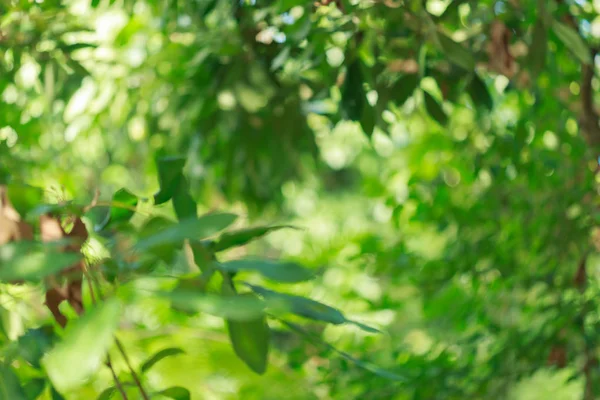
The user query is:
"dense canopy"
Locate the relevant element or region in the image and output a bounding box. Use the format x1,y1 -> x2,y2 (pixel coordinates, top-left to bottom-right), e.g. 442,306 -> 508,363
2,0 -> 600,399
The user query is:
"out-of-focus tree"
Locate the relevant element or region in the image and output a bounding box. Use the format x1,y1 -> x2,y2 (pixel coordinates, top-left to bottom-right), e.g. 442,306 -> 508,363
3,0 -> 600,399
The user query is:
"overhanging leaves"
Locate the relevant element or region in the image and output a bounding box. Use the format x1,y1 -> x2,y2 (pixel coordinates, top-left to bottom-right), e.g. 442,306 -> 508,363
163,290 -> 265,321
135,213 -> 237,251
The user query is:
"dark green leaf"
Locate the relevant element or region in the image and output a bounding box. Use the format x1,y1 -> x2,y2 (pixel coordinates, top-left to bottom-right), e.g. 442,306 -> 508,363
97,387 -> 115,400
157,387 -> 190,400
220,259 -> 313,283
227,310 -> 270,374
91,0 -> 101,7
423,91 -> 448,125
18,328 -> 54,368
135,213 -> 237,251
552,20 -> 591,65
529,19 -> 547,77
435,31 -> 475,71
50,386 -> 66,400
163,290 -> 265,320
248,284 -> 346,325
140,347 -> 185,373
390,74 -> 420,106
467,74 -> 493,110
0,241 -> 81,282
360,103 -> 376,137
42,299 -> 121,392
172,176 -> 197,221
0,364 -> 27,398
154,156 -> 186,205
214,225 -> 295,252
341,60 -> 366,121
23,379 -> 45,399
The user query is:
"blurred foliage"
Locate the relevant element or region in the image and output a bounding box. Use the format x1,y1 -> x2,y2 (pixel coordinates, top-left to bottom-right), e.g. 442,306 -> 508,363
3,0 -> 600,399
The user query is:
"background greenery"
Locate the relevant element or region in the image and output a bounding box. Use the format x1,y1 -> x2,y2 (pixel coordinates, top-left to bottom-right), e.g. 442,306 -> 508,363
2,0 -> 600,399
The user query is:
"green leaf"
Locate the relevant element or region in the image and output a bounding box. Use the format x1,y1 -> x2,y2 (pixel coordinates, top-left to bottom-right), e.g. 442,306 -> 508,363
0,364 -> 27,399
42,299 -> 121,392
6,183 -> 43,218
341,60 -> 366,121
172,176 -> 197,221
0,241 -> 81,282
17,327 -> 54,368
109,188 -> 138,224
97,188 -> 138,230
552,20 -> 591,65
163,290 -> 265,320
97,387 -> 115,400
390,74 -> 420,105
213,225 -> 295,252
157,387 -> 190,400
91,0 -> 101,7
154,156 -> 186,205
220,259 -> 313,283
135,213 -> 237,251
529,19 -> 547,77
23,378 -> 46,399
248,284 -> 346,325
140,347 -> 185,373
227,309 -> 270,374
360,103 -> 376,137
423,91 -> 448,125
435,31 -> 475,71
467,74 -> 493,110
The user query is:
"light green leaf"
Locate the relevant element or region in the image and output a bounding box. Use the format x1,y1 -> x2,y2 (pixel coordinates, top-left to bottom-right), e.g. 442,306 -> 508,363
135,213 -> 237,251
140,347 -> 185,373
42,299 -> 121,392
0,241 -> 81,282
214,225 -> 295,252
552,20 -> 591,65
220,259 -> 313,283
227,310 -> 270,374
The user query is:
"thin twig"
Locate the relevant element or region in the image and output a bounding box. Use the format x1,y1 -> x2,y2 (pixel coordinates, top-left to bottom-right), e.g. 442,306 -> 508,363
106,355 -> 129,400
85,263 -> 151,400
83,265 -> 128,400
114,337 -> 150,400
